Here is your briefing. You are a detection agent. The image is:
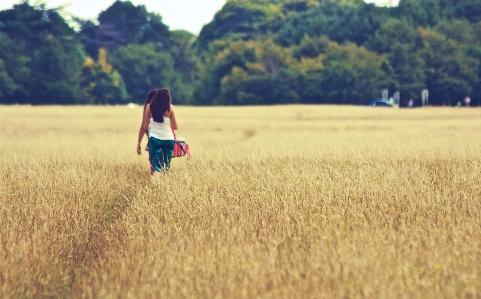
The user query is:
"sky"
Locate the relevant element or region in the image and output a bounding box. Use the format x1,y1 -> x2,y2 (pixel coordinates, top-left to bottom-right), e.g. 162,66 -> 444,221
0,0 -> 399,34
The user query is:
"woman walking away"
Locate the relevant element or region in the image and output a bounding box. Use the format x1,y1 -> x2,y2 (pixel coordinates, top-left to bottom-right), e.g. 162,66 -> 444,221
137,88 -> 178,177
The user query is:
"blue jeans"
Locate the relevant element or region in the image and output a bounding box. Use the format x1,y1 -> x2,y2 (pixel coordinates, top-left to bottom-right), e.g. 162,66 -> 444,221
148,137 -> 175,172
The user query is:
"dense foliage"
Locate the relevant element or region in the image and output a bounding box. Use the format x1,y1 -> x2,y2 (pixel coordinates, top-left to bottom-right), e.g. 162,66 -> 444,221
0,0 -> 480,105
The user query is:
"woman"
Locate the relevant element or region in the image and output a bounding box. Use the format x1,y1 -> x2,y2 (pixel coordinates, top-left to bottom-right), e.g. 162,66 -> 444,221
137,88 -> 178,176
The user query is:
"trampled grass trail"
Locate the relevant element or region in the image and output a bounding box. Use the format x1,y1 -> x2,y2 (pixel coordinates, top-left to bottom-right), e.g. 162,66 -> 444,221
1,105 -> 480,298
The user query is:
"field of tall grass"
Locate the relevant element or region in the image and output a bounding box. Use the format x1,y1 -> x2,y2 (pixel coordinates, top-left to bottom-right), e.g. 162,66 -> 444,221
1,105 -> 480,298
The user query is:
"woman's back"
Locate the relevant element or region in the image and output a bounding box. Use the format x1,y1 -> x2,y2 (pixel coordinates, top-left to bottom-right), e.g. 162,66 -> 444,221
149,116 -> 174,140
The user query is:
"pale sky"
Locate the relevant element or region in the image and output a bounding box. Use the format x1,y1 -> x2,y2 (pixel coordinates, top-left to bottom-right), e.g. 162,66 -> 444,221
0,0 -> 399,34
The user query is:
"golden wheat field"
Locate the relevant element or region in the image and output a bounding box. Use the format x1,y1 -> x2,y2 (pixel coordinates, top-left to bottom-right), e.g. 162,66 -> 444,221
0,105 -> 480,298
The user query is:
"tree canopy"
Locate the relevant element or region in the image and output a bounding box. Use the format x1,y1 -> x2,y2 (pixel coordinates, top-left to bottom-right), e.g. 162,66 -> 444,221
1,0 -> 480,106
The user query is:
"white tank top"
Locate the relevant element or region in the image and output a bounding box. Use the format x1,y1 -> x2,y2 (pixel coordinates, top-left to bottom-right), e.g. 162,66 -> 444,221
149,117 -> 174,140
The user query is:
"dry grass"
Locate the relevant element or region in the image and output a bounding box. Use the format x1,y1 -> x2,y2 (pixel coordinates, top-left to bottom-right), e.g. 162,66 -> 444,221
1,105 -> 480,298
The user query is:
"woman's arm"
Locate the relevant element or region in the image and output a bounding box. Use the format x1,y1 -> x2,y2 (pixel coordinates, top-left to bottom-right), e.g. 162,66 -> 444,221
137,104 -> 151,155
169,104 -> 178,130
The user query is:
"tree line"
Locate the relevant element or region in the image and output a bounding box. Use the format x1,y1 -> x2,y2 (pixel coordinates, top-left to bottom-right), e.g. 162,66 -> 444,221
1,0 -> 480,106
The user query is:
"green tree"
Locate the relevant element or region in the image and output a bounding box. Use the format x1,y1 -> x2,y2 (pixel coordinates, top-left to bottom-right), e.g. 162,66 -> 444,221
110,43 -> 191,104
0,60 -> 18,99
98,0 -> 171,46
320,42 -> 387,105
396,0 -> 441,28
292,35 -> 329,60
196,0 -> 282,51
368,19 -> 426,101
80,48 -> 128,104
276,1 -> 389,47
78,0 -> 171,59
170,30 -> 199,101
419,29 -> 479,105
435,19 -> 477,45
436,20 -> 481,105
439,0 -> 481,23
77,1 -> 195,104
218,40 -> 300,105
0,33 -> 30,103
289,55 -> 325,104
28,36 -> 82,104
470,22 -> 481,106
193,39 -> 258,105
0,2 -> 83,104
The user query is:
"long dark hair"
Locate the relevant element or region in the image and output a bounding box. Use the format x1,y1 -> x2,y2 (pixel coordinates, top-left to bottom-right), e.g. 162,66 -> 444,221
150,88 -> 171,123
143,89 -> 157,111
